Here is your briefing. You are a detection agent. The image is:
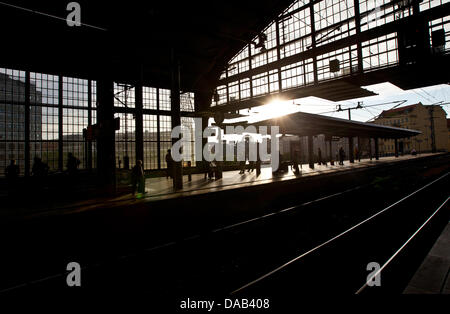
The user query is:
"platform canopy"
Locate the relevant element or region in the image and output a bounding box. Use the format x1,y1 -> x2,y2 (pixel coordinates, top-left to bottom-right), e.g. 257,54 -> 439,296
224,111 -> 421,139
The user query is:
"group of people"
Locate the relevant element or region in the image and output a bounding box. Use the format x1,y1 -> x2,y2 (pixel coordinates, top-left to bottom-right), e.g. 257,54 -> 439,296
4,153 -> 81,195
5,154 -> 80,179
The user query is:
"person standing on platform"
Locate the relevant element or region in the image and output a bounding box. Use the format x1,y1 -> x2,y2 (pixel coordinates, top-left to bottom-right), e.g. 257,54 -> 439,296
131,160 -> 145,196
32,157 -> 49,177
67,153 -> 80,176
248,160 -> 255,172
292,151 -> 300,174
318,148 -> 322,165
239,160 -> 245,174
165,149 -> 174,179
339,147 -> 345,165
5,159 -> 20,194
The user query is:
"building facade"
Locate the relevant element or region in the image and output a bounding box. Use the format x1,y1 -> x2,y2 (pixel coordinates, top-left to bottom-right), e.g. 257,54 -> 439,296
373,103 -> 449,154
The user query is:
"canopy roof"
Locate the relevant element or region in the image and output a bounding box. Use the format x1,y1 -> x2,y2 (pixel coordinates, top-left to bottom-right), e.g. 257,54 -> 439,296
224,111 -> 421,139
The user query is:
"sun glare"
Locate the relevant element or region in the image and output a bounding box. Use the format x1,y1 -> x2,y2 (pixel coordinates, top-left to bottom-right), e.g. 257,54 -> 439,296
246,99 -> 302,123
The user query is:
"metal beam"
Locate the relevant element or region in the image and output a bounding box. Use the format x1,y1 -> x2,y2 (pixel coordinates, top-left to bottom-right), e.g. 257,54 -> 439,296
87,79 -> 93,171
24,71 -> 30,177
135,83 -> 144,164
171,50 -> 183,190
58,75 -> 63,171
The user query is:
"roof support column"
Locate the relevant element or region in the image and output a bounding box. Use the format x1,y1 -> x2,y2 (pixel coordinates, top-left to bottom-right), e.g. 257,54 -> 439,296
374,137 -> 379,161
24,71 -> 30,177
348,136 -> 355,163
357,137 -> 361,162
369,138 -> 372,161
96,78 -> 116,192
58,75 -> 64,171
194,90 -> 211,177
394,138 -> 399,158
156,88 -> 161,169
87,80 -> 93,171
135,84 -> 144,165
328,139 -> 333,165
308,135 -> 314,169
171,49 -> 183,190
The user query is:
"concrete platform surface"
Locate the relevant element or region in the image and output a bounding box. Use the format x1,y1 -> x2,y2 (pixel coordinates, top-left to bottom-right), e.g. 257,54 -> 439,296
0,153 -> 443,220
404,222 -> 450,294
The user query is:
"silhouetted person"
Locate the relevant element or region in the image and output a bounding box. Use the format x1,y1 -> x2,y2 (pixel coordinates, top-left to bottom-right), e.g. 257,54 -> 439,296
318,148 -> 322,165
131,160 -> 145,195
32,157 -> 49,177
354,147 -> 360,162
256,159 -> 262,176
5,159 -> 20,193
205,161 -> 214,179
339,147 -> 345,165
248,160 -> 255,172
239,160 -> 246,174
67,153 -> 80,175
165,149 -> 174,179
291,149 -> 301,174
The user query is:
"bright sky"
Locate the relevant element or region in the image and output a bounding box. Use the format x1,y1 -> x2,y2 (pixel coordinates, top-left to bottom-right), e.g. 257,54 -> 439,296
228,82 -> 450,124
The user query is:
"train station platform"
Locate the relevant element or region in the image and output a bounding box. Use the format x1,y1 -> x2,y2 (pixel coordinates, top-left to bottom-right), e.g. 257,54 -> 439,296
2,152 -> 444,221
143,153 -> 435,201
404,222 -> 450,294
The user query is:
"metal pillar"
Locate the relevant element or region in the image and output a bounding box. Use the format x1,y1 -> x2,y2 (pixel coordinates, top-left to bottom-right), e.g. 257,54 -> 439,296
171,50 -> 183,190
394,138 -> 399,158
58,75 -> 64,171
156,88 -> 161,169
349,137 -> 355,163
96,78 -> 116,190
369,138 -> 372,161
328,140 -> 333,165
374,138 -> 379,161
429,106 -> 436,153
357,137 -> 361,162
308,135 -> 314,169
135,84 -> 144,165
201,116 -> 209,172
24,71 -> 30,177
87,80 -> 93,171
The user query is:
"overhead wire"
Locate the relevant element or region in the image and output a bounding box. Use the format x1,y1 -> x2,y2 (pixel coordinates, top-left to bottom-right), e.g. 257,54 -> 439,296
0,1 -> 107,31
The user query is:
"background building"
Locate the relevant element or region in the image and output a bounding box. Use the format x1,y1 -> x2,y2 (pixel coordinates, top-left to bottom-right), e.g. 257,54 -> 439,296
373,103 -> 449,154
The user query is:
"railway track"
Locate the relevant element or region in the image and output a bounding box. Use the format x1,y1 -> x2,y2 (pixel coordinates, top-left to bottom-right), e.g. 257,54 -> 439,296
2,168 -> 448,306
